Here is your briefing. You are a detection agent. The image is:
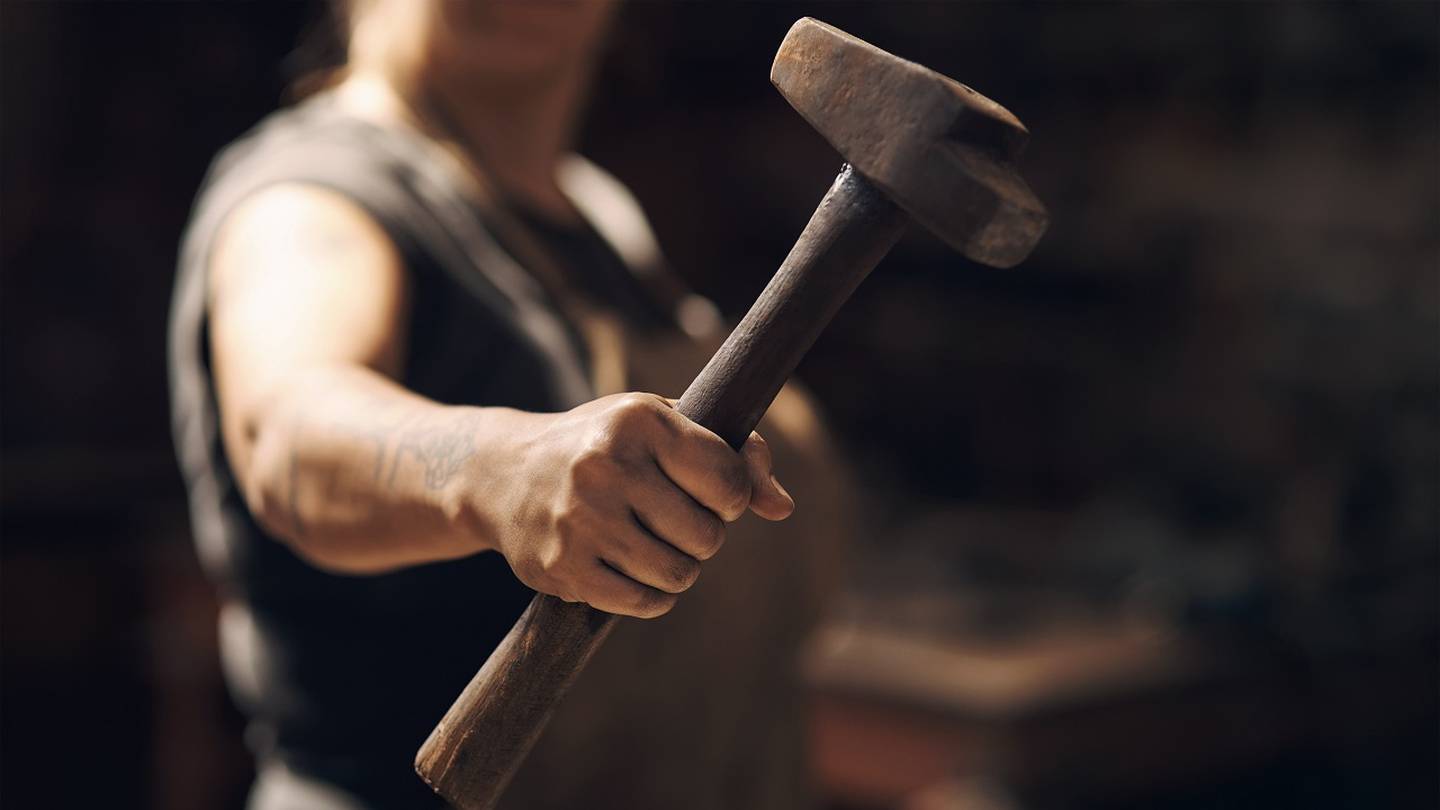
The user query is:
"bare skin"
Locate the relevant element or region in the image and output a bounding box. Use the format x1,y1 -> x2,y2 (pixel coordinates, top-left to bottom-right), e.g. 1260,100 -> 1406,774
209,1 -> 793,619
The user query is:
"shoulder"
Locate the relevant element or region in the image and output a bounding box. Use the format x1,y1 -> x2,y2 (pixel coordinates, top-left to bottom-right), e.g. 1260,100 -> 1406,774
193,97 -> 410,233
209,184 -> 403,298
180,96 -> 439,291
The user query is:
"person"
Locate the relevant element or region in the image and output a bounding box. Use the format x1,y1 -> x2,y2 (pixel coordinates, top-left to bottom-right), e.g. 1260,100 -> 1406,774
170,1 -> 853,808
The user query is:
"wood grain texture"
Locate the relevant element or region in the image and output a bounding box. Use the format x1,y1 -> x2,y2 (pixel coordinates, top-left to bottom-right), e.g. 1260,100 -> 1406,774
676,166 -> 908,449
416,596 -> 618,808
415,165 -> 907,810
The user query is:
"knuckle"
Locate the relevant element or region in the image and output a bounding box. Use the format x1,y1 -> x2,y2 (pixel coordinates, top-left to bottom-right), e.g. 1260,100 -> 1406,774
570,445 -> 616,486
511,556 -> 543,588
516,553 -> 570,598
537,540 -> 567,574
633,588 -> 677,619
552,503 -> 583,540
551,508 -> 597,564
692,518 -> 725,560
581,422 -> 648,470
717,465 -> 751,520
609,393 -> 661,429
667,557 -> 702,592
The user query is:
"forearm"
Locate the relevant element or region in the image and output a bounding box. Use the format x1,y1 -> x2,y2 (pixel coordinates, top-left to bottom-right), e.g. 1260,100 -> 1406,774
204,185 -> 793,608
235,364 -> 532,574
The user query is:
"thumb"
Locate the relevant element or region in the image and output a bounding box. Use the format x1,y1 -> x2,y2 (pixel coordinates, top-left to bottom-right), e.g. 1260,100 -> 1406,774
740,431 -> 794,521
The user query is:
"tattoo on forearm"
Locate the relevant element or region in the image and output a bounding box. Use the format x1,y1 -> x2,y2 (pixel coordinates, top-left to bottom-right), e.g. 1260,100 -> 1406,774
282,399 -> 480,538
351,419 -> 405,484
385,415 -> 480,490
325,400 -> 480,492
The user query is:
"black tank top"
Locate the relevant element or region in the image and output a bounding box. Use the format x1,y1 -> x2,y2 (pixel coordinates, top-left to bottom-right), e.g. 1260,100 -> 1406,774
168,92 -> 687,802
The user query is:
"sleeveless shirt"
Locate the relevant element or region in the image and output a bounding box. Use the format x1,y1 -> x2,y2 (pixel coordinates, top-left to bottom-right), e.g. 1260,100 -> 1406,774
168,92 -> 697,803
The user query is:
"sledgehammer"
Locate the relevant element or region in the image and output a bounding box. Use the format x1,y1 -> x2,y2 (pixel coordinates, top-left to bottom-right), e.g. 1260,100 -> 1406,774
416,18 -> 1048,809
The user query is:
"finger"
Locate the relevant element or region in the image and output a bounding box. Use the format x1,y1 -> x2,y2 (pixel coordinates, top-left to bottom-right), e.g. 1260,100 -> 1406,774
649,407 -> 751,522
607,516 -> 704,593
581,558 -> 679,619
630,462 -> 727,560
740,431 -> 794,521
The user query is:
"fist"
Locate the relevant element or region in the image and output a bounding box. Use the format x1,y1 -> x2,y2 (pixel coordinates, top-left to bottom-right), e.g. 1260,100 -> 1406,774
492,393 -> 793,618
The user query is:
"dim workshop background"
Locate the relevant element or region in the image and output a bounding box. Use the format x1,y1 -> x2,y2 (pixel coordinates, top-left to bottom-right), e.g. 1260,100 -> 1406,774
1,2 -> 1436,809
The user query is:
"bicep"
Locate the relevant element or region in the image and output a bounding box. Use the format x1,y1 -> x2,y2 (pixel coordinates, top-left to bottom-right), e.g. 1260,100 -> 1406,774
207,184 -> 411,472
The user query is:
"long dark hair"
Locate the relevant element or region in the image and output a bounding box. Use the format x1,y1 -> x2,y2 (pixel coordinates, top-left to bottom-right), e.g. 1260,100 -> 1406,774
285,0 -> 356,100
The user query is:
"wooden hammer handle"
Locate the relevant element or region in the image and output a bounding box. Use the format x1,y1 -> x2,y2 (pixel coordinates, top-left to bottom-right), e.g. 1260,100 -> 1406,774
415,165 -> 907,810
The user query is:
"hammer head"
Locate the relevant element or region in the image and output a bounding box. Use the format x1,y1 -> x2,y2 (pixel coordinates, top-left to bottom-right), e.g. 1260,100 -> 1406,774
772,18 -> 1047,268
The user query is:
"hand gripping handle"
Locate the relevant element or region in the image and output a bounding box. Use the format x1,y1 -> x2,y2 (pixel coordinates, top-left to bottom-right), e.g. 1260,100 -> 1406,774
415,166 -> 906,810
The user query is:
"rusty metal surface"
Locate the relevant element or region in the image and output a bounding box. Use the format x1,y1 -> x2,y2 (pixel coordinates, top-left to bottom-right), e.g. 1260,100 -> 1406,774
771,17 -> 1048,268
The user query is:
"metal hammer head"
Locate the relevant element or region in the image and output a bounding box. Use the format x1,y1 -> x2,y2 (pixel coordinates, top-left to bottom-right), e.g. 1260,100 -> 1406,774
772,18 -> 1048,268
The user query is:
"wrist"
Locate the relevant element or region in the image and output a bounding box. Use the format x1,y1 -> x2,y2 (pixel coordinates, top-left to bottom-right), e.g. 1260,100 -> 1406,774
441,405 -> 548,558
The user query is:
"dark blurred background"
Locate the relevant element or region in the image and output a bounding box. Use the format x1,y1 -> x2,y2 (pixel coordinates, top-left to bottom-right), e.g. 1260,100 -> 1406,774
2,2 -> 1436,808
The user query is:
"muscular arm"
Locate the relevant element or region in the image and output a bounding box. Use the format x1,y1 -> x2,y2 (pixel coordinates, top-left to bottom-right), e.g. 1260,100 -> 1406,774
209,184 -> 508,573
208,184 -> 793,612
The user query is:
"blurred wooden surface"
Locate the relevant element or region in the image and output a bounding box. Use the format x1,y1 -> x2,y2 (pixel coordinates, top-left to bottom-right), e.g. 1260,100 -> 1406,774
805,617 -> 1438,808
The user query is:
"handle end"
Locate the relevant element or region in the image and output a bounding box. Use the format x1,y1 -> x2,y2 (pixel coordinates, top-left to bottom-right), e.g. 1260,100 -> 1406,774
415,595 -> 618,810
